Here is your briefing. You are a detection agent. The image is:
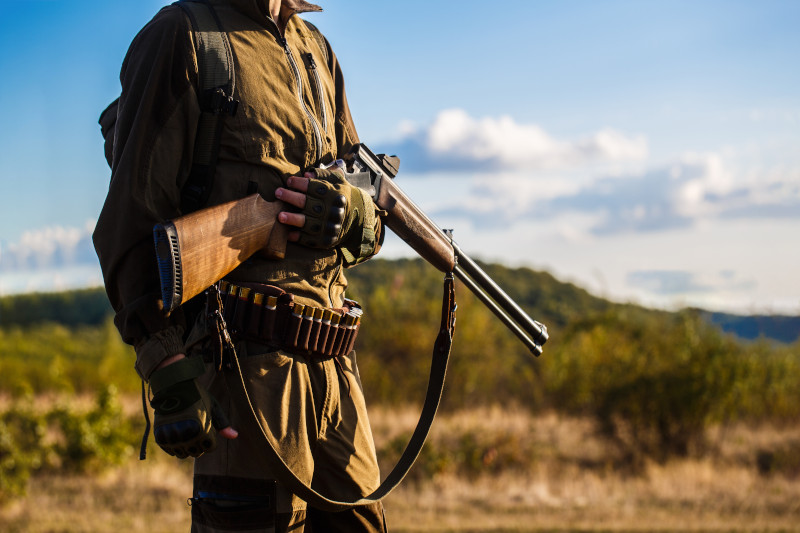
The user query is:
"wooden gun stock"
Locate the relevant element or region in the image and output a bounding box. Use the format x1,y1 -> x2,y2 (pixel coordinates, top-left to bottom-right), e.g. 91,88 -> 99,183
154,194 -> 283,312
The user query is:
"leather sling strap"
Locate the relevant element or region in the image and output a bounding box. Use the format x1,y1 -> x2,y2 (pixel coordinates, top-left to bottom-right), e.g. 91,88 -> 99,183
228,273 -> 457,511
176,0 -> 239,214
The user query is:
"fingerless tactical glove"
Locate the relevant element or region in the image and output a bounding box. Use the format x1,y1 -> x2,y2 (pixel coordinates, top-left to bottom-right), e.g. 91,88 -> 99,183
299,167 -> 379,264
149,356 -> 230,459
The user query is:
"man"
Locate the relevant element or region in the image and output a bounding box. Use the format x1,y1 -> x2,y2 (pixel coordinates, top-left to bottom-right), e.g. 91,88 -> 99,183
93,0 -> 388,531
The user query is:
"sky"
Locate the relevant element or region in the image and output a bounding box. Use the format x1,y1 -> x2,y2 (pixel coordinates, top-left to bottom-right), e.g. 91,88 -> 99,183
0,0 -> 798,315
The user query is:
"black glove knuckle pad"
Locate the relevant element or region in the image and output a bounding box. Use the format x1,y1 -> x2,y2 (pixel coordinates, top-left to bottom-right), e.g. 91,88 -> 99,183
154,418 -> 202,445
299,169 -> 361,249
148,356 -> 223,459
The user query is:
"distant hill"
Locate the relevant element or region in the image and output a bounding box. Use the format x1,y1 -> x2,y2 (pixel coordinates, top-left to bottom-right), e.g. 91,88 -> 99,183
0,259 -> 796,344
0,287 -> 112,327
698,310 -> 800,344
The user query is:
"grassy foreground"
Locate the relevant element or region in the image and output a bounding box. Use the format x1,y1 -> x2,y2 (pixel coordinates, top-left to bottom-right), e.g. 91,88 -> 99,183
2,406 -> 799,532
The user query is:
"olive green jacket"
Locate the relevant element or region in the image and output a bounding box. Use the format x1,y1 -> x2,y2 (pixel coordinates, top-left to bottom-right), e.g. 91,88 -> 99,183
93,0 -> 379,379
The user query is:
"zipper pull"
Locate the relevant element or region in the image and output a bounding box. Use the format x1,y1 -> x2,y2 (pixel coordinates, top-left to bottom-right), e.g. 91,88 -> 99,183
306,53 -> 317,69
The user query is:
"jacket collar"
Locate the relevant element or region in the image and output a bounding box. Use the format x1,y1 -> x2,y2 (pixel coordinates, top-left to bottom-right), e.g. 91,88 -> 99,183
225,0 -> 322,25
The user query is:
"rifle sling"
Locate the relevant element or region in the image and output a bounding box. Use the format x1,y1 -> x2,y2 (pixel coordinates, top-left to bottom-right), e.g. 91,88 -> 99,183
230,273 -> 457,511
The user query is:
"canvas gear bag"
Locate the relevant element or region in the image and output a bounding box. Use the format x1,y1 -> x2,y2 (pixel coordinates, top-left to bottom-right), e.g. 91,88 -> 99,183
100,0 -> 238,213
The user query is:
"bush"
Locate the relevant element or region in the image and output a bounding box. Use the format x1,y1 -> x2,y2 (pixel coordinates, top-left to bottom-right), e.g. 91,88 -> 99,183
380,425 -> 534,482
543,309 -> 744,466
0,319 -> 139,396
46,385 -> 138,472
0,401 -> 49,500
0,386 -> 138,502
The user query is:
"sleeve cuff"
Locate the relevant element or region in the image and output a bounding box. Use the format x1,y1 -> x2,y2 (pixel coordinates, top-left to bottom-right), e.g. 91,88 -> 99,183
341,189 -> 382,267
134,325 -> 186,381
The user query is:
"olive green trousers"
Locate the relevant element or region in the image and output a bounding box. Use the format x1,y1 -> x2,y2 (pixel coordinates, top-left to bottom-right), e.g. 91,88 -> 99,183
190,344 -> 386,532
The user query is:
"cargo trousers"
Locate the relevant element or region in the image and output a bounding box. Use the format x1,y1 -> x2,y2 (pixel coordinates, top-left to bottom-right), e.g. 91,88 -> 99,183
190,340 -> 387,532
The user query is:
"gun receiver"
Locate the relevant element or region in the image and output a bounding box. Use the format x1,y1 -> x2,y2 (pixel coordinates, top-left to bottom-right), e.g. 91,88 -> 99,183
344,144 -> 548,356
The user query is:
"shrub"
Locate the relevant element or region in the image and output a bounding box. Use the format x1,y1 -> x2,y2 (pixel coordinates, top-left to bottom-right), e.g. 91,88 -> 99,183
46,385 -> 137,472
543,309 -> 744,466
0,400 -> 49,501
0,386 -> 138,502
380,426 -> 534,482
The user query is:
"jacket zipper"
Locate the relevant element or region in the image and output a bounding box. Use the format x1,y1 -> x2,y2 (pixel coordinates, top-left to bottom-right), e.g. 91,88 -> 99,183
279,37 -> 324,164
305,53 -> 329,134
267,17 -> 342,306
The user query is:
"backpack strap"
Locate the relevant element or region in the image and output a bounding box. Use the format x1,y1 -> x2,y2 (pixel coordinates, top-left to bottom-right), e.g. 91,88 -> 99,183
176,0 -> 239,214
303,20 -> 329,66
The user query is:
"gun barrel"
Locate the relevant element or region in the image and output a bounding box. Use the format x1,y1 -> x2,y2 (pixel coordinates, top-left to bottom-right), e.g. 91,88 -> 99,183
452,242 -> 548,356
349,143 -> 548,355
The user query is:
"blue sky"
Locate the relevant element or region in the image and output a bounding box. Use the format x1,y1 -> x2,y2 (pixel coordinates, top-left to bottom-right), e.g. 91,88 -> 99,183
0,0 -> 798,314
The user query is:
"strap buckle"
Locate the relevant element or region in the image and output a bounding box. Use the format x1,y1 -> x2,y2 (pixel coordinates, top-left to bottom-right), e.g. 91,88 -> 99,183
201,87 -> 239,116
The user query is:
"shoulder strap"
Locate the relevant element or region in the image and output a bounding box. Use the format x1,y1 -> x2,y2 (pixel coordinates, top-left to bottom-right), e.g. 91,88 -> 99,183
176,0 -> 239,214
303,20 -> 329,66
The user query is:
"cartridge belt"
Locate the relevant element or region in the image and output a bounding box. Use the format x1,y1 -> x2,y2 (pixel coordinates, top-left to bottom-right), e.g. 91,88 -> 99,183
218,280 -> 363,359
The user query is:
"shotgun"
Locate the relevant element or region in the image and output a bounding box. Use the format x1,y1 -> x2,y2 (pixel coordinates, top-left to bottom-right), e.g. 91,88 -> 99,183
154,143 -> 548,355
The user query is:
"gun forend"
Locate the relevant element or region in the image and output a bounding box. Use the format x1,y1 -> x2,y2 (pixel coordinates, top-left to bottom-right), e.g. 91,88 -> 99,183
348,143 -> 547,355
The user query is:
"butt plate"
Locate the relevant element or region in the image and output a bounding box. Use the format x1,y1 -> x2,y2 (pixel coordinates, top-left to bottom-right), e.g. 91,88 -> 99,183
153,222 -> 183,313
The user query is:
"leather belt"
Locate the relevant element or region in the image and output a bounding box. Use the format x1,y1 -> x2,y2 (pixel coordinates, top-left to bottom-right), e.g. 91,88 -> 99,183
218,280 -> 362,359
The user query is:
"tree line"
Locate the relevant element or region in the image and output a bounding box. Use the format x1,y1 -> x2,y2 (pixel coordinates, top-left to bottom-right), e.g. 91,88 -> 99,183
1,258 -> 798,467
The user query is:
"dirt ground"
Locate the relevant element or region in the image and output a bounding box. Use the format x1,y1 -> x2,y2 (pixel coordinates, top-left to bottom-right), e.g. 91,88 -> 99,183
2,408 -> 799,532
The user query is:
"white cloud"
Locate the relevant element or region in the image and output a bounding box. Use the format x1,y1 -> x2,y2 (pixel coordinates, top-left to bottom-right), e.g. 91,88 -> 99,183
429,152 -> 800,235
626,269 -> 757,296
0,222 -> 103,295
381,108 -> 649,172
0,266 -> 103,296
0,221 -> 98,273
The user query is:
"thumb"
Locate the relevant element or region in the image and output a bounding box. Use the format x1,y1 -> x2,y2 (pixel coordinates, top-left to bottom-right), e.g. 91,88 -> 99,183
209,393 -> 235,437
219,426 -> 239,440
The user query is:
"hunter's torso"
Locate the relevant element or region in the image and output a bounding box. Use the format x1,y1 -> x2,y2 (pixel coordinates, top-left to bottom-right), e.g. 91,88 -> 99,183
200,0 -> 359,308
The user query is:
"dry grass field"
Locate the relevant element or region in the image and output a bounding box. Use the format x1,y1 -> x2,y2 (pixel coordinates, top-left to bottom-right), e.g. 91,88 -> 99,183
2,406 -> 799,532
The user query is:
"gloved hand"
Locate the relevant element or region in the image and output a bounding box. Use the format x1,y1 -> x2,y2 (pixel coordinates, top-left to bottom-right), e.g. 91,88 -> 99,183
149,356 -> 230,459
296,166 -> 369,249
